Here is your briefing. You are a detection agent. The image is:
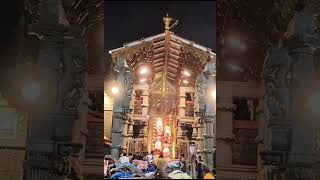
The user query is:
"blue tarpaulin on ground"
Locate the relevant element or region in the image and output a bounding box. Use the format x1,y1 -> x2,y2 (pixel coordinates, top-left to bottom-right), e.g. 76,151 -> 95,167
111,171 -> 133,179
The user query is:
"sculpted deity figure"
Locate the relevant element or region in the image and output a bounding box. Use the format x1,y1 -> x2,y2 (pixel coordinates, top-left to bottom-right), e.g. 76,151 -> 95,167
61,40 -> 88,112
263,46 -> 292,121
196,73 -> 207,112
123,70 -> 135,108
204,60 -> 216,77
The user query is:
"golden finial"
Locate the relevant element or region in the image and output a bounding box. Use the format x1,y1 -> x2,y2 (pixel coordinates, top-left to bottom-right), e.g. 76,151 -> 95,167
163,13 -> 172,32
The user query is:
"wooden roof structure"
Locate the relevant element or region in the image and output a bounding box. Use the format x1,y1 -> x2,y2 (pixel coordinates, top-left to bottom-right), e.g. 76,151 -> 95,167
109,15 -> 216,94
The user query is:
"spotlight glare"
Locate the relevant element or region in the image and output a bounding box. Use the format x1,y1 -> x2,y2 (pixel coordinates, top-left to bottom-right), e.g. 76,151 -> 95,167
183,70 -> 191,77
111,86 -> 120,95
139,67 -> 149,75
211,89 -> 216,99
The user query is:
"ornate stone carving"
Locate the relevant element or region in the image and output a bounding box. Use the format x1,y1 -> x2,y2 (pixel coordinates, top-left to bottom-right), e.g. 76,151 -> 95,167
313,128 -> 320,152
196,73 -> 207,112
263,46 -> 292,122
114,59 -> 127,72
204,60 -> 216,77
259,7 -> 320,180
123,70 -> 135,108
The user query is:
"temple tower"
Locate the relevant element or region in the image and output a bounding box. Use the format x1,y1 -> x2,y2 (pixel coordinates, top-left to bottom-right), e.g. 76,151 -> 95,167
106,15 -> 216,166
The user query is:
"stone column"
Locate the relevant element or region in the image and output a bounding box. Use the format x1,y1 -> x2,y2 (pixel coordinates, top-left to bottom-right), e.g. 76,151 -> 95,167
196,59 -> 216,171
204,61 -> 216,171
260,8 -> 320,179
110,59 -> 126,159
111,107 -> 123,159
111,59 -> 134,158
25,0 -> 85,179
196,123 -> 204,156
121,119 -> 129,149
216,101 -> 234,167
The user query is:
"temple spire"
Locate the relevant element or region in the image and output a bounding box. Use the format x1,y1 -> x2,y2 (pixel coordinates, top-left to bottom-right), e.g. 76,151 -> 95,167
163,13 -> 172,32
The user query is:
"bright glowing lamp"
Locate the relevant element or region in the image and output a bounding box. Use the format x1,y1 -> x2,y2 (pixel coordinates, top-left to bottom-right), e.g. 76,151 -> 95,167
111,85 -> 120,95
139,67 -> 149,75
183,70 -> 191,77
211,89 -> 216,99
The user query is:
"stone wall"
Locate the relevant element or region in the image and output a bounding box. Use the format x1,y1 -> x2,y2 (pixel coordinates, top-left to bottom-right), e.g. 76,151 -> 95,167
216,81 -> 264,180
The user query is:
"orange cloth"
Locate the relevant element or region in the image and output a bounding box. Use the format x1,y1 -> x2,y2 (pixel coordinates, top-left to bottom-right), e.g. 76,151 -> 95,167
203,172 -> 215,179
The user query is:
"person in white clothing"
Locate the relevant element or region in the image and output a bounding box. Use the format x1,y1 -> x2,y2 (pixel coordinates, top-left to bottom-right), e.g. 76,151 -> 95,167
118,153 -> 130,164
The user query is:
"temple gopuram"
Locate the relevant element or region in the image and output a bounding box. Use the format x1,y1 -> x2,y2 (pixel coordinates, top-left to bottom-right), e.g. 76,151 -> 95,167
105,15 -> 216,169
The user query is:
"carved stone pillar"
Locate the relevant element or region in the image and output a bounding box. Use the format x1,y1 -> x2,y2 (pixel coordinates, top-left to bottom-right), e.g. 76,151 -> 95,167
196,123 -> 204,155
196,59 -> 216,171
216,102 -> 234,167
111,59 -> 125,158
121,119 -> 129,148
111,59 -> 134,157
111,109 -> 123,159
25,0 -> 86,179
260,8 -> 320,179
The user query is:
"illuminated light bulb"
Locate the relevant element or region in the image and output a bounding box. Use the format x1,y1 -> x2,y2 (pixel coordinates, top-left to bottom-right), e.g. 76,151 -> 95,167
183,70 -> 191,77
211,89 -> 216,99
139,67 -> 148,75
111,86 -> 120,95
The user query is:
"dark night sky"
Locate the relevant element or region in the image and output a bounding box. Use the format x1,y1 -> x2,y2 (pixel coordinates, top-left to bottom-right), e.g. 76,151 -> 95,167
104,1 -> 216,52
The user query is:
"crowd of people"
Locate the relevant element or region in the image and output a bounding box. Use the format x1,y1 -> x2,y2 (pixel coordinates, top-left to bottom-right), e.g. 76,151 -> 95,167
104,151 -> 216,179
